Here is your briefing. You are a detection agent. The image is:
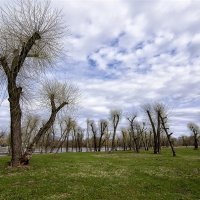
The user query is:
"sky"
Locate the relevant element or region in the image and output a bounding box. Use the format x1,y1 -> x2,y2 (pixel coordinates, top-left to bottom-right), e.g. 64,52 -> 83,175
1,0 -> 200,137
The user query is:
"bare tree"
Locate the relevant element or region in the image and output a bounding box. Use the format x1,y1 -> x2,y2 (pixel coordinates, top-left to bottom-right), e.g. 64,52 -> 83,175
126,113 -> 137,152
188,122 -> 199,150
143,104 -> 160,154
0,0 -> 66,166
56,117 -> 73,153
0,130 -> 6,146
121,128 -> 128,151
98,119 -> 108,151
144,103 -> 176,156
110,110 -> 121,151
104,131 -> 111,152
86,119 -> 90,152
21,114 -> 40,152
21,81 -> 79,164
132,121 -> 141,153
159,110 -> 176,156
76,126 -> 84,152
88,120 -> 98,152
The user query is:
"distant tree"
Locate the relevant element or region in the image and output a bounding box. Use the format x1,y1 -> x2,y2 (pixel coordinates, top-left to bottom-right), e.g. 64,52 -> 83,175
110,110 -> 121,151
126,113 -> 137,152
56,117 -> 73,153
76,126 -> 84,152
86,119 -> 90,152
0,0 -> 66,166
121,128 -> 128,151
21,114 -> 40,152
178,135 -> 190,147
188,122 -> 199,149
104,131 -> 111,152
88,120 -> 98,152
0,130 -> 6,146
98,119 -> 108,151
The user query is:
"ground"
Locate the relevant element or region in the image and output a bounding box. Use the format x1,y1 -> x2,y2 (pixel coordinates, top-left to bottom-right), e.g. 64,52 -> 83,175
0,148 -> 199,200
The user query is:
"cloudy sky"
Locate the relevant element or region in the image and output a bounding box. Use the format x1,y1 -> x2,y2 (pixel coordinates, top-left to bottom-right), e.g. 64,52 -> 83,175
1,0 -> 200,137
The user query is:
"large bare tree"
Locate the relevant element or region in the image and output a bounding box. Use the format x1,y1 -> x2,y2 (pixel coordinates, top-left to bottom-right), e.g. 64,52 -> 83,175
0,0 -> 65,166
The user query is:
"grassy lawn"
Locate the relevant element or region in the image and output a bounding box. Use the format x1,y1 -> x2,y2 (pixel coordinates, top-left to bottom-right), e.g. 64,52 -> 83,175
0,148 -> 199,200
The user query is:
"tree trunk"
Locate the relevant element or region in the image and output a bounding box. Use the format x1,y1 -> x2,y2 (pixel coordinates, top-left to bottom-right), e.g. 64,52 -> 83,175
66,135 -> 69,152
194,134 -> 198,149
111,127 -> 117,151
147,110 -> 158,154
157,111 -> 161,153
9,85 -> 22,167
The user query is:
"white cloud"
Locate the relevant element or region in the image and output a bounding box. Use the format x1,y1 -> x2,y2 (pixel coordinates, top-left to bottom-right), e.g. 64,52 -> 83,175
1,0 -> 200,136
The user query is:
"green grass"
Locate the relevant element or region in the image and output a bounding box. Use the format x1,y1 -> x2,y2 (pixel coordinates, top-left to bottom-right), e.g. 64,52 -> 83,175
0,148 -> 200,200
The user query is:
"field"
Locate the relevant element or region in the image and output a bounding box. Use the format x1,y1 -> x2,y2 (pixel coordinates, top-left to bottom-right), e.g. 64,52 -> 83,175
0,148 -> 199,200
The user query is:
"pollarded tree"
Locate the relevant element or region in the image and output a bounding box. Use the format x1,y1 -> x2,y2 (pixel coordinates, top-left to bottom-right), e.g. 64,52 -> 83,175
98,119 -> 108,151
86,119 -> 91,152
0,0 -> 65,166
110,110 -> 121,151
88,120 -> 98,152
121,128 -> 129,151
188,122 -> 199,149
76,126 -> 84,152
21,80 -> 79,164
126,113 -> 137,151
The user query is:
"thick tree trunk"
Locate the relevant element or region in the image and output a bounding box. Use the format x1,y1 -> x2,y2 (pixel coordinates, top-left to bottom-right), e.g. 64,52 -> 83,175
8,84 -> 22,167
6,84 -> 23,167
194,134 -> 198,149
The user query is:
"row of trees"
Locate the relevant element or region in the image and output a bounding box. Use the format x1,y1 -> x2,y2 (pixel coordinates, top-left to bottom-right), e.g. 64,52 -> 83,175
21,103 -> 200,156
2,102 -> 199,157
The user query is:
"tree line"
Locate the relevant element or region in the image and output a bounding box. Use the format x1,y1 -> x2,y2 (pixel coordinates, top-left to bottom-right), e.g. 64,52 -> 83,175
1,103 -> 199,158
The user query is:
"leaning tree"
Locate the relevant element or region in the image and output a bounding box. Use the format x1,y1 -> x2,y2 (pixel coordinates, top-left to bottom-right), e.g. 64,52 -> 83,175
21,80 -> 79,164
0,0 -> 66,166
